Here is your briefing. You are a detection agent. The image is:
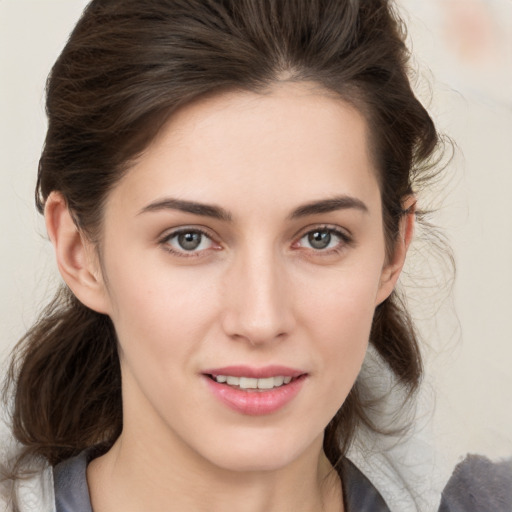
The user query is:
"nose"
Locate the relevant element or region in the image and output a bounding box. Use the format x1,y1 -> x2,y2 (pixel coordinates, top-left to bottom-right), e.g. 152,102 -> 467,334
221,246 -> 295,346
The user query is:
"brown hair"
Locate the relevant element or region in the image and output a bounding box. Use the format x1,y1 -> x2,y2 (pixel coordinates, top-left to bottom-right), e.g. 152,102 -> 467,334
5,0 -> 439,470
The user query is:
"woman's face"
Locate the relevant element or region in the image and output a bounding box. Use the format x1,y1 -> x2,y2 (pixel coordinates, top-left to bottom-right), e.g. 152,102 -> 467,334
96,83 -> 398,472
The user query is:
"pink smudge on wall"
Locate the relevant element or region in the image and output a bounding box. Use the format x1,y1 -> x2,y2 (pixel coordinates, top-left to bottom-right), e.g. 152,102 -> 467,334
441,0 -> 501,67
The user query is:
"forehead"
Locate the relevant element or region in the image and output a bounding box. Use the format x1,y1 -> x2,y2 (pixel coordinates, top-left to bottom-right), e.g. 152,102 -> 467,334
107,82 -> 381,218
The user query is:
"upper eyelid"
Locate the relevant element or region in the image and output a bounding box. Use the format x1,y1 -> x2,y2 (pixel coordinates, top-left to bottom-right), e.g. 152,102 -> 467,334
293,224 -> 352,241
158,225 -> 216,242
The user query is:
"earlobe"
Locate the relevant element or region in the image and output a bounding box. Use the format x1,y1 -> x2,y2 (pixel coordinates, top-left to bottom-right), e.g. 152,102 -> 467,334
45,192 -> 111,314
375,197 -> 416,306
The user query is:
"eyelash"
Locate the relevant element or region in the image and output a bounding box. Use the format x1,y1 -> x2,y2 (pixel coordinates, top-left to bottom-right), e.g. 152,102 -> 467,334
293,225 -> 353,256
159,227 -> 218,258
158,225 -> 353,258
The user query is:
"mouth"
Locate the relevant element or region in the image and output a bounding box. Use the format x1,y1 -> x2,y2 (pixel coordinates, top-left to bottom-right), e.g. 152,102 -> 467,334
206,374 -> 299,391
202,366 -> 307,415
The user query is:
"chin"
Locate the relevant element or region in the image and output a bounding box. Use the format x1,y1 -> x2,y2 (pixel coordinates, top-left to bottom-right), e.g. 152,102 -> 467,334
197,428 -> 324,474
208,451 -> 299,473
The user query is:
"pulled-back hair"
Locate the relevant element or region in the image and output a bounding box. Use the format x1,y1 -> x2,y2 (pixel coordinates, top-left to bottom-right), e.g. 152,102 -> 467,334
5,0 -> 439,470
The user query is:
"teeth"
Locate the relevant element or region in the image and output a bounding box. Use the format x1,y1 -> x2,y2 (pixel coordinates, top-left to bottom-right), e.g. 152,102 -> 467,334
214,375 -> 294,390
239,377 -> 258,389
257,377 -> 275,389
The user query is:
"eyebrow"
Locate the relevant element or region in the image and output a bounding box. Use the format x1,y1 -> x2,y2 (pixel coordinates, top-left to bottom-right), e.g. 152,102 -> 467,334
138,198 -> 232,221
289,196 -> 368,219
138,194 -> 367,221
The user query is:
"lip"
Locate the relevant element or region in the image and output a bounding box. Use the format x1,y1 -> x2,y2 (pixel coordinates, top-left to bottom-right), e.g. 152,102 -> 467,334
203,365 -> 304,379
202,365 -> 307,416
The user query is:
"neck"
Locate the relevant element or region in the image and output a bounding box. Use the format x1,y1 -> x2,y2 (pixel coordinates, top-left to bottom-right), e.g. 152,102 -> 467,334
87,429 -> 343,512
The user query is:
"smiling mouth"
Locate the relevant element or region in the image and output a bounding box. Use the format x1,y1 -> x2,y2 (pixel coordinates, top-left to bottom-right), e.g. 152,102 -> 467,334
206,374 -> 301,391
204,369 -> 307,414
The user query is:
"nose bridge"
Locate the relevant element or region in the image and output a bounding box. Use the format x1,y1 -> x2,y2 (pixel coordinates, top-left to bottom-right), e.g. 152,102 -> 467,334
222,242 -> 294,344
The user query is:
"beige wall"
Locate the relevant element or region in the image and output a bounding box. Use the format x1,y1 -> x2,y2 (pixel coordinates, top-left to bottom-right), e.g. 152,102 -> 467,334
400,0 -> 512,467
1,0 -> 511,467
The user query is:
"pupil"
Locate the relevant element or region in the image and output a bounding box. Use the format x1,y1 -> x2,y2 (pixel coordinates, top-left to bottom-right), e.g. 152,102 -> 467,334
308,231 -> 331,249
178,232 -> 201,250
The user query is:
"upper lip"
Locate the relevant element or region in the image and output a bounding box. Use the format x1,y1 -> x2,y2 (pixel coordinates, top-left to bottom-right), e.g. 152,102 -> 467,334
202,365 -> 306,379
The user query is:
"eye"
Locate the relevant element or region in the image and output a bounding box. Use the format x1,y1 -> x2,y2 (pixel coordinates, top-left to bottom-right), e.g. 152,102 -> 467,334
296,227 -> 350,252
160,228 -> 216,255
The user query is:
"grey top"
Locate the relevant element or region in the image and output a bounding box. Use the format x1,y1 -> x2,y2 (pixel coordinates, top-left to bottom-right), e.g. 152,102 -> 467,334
53,451 -> 93,512
53,451 -> 391,512
438,454 -> 512,512
54,450 -> 512,512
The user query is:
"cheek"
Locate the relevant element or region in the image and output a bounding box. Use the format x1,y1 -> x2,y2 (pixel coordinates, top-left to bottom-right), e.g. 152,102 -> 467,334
297,261 -> 383,382
300,260 -> 382,335
103,250 -> 221,366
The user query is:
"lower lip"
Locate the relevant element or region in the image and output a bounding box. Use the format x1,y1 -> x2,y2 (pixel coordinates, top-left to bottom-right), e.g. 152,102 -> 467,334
204,375 -> 306,416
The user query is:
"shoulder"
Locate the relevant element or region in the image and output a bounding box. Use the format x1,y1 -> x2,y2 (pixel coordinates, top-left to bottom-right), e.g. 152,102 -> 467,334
53,450 -> 93,512
439,454 -> 512,512
0,416 -> 55,512
0,464 -> 55,512
341,458 -> 391,511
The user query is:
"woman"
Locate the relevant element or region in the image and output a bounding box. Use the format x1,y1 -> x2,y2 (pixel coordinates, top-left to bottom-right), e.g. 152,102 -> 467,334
0,0 -> 465,510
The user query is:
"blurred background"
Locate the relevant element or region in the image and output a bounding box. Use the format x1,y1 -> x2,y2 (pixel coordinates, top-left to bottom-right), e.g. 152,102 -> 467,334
399,0 -> 512,472
1,0 -> 511,482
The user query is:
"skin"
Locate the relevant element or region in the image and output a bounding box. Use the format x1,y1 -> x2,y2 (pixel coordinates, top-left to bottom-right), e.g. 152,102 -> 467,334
45,82 -> 414,512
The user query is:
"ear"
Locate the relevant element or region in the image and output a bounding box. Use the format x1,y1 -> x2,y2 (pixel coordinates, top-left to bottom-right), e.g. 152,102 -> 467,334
45,192 -> 111,314
375,196 -> 416,306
